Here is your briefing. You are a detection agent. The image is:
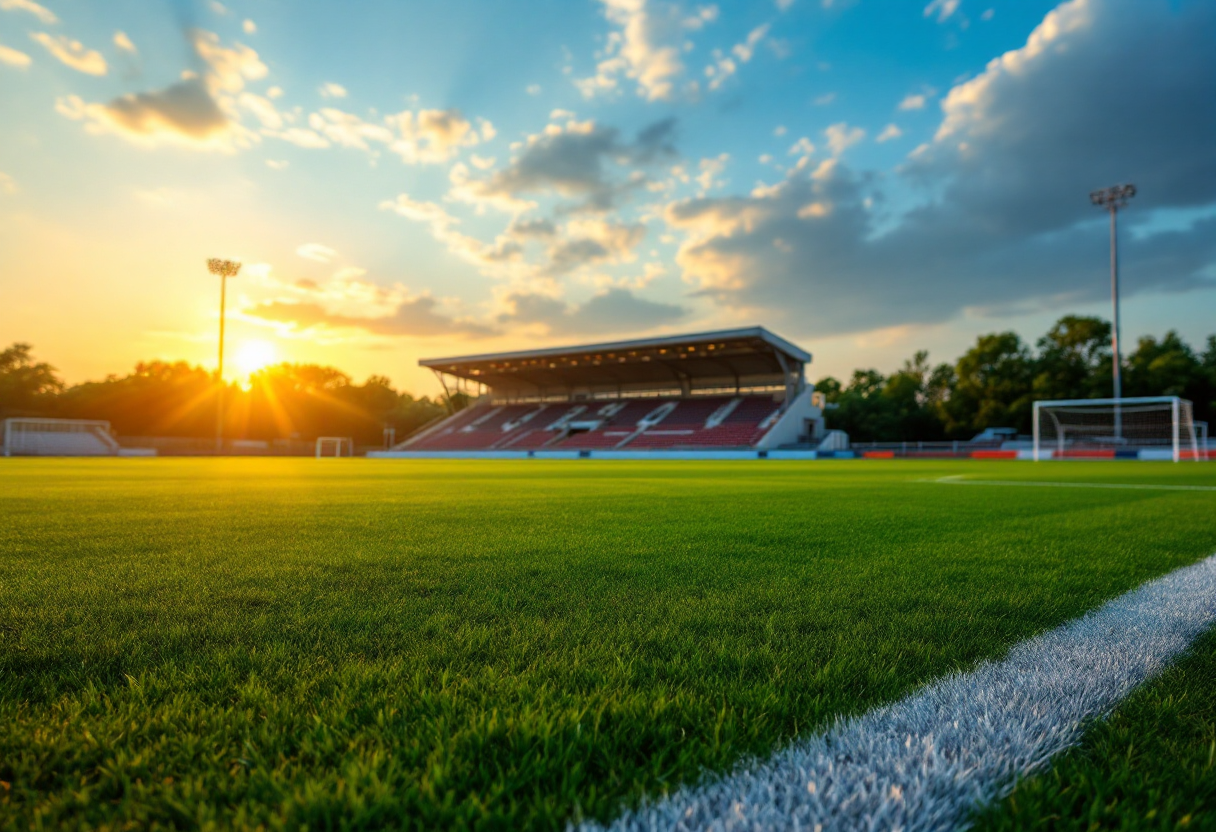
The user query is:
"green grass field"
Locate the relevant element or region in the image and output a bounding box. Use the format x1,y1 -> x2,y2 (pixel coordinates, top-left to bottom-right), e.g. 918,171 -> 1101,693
1,459 -> 1214,830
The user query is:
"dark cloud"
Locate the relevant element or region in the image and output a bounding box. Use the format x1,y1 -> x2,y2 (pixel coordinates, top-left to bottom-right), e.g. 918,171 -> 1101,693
248,299 -> 498,339
668,0 -> 1216,335
498,288 -> 686,335
472,118 -> 678,213
101,77 -> 229,139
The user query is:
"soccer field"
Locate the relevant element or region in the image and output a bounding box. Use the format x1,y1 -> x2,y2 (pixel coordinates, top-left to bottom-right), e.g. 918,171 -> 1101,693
1,459 -> 1214,830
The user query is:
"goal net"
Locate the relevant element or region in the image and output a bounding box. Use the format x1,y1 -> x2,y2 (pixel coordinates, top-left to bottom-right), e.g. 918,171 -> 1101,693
1033,397 -> 1204,461
2,417 -> 121,457
315,436 -> 354,458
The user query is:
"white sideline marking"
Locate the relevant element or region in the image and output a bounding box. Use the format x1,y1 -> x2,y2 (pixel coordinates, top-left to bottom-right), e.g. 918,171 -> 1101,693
579,555 -> 1216,832
924,475 -> 1216,492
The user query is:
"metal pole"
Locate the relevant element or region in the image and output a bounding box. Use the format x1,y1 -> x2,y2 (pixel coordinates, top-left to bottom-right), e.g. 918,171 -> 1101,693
1032,402 -> 1040,462
1110,205 -> 1122,441
1090,184 -> 1134,443
206,259 -> 241,456
216,273 -> 226,454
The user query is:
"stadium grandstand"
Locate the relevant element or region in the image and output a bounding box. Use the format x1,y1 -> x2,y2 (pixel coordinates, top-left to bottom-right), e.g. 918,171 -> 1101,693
375,328 -> 832,458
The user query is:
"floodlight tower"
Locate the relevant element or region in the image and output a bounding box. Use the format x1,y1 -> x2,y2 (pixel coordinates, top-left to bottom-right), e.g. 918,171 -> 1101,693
207,258 -> 241,454
1089,183 -> 1135,438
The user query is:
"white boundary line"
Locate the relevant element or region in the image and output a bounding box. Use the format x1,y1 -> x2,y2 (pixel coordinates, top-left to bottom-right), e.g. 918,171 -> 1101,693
580,554 -> 1216,832
922,475 -> 1216,492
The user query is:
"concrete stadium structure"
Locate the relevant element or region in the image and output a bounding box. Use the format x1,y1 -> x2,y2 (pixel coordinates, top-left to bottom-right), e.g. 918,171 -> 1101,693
371,328 -> 836,459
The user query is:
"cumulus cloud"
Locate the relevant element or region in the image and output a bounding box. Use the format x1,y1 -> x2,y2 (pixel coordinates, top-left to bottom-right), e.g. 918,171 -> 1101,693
924,0 -> 961,22
497,287 -> 686,335
705,23 -> 769,90
824,122 -> 865,156
31,32 -> 107,75
248,297 -> 497,338
876,123 -> 902,142
243,19 -> 256,34
56,78 -> 237,149
577,0 -> 718,101
898,93 -> 927,110
0,0 -> 56,24
113,31 -> 137,54
56,30 -> 267,151
318,82 -> 347,98
664,0 -> 1216,336
0,42 -> 31,68
451,117 -> 677,214
543,218 -> 646,275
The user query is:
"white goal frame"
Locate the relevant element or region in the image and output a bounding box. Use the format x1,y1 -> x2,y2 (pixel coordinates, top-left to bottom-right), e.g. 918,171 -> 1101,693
1033,397 -> 1203,462
315,436 -> 354,458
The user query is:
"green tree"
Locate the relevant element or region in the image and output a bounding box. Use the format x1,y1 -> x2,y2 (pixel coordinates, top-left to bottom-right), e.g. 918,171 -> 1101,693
939,332 -> 1035,436
0,343 -> 65,419
1033,316 -> 1112,402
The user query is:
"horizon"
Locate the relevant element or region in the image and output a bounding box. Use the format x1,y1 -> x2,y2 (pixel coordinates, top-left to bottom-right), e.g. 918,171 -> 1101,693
1,0 -> 1213,393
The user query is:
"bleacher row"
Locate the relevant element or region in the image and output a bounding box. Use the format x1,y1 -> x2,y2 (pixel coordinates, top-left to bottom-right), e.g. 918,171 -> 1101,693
409,396 -> 783,451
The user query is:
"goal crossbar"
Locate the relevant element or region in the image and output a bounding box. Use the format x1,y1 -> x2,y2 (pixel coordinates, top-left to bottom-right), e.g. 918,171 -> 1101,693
315,436 -> 354,458
1032,396 -> 1202,462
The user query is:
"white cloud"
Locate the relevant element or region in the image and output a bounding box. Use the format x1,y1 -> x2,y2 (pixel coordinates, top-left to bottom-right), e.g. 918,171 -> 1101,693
814,92 -> 836,105
318,82 -> 347,98
663,0 -> 1216,337
238,92 -> 283,130
0,42 -> 31,68
0,171 -> 17,194
30,32 -> 107,75
981,8 -> 994,20
113,31 -> 137,55
824,122 -> 865,156
775,0 -> 795,9
526,83 -> 542,95
899,93 -> 927,110
267,86 -> 283,99
876,123 -> 903,142
705,22 -> 768,90
924,0 -> 961,23
243,19 -> 257,34
274,127 -> 330,149
297,243 -> 337,263
0,0 -> 56,24
265,159 -> 289,170
56,31 -> 270,151
576,0 -> 718,101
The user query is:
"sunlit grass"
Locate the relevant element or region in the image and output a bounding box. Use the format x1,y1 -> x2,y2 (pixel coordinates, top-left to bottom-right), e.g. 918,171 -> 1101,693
0,459 -> 1213,830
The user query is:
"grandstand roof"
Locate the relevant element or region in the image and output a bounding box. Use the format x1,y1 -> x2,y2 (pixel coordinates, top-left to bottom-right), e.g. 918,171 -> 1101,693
420,327 -> 811,399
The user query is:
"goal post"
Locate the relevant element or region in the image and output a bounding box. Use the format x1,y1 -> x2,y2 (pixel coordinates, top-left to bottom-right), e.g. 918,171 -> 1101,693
315,436 -> 354,458
1032,397 -> 1203,462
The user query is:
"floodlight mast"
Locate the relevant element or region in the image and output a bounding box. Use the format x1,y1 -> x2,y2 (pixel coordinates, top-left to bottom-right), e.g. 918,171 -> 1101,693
207,258 -> 241,454
1089,183 -> 1135,439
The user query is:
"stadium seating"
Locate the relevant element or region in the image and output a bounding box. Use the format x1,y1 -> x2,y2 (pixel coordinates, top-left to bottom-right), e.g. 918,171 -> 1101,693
409,395 -> 785,451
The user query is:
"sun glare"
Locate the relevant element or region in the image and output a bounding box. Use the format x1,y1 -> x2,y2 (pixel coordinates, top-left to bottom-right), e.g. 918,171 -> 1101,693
235,340 -> 277,377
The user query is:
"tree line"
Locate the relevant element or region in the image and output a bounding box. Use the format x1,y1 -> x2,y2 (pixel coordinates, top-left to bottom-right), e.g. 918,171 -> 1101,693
3,315 -> 1213,445
0,345 -> 457,446
814,316 -> 1216,442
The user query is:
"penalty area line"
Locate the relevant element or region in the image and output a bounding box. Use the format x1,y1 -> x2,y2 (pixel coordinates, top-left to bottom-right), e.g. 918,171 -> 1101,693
921,475 -> 1216,492
579,554 -> 1216,832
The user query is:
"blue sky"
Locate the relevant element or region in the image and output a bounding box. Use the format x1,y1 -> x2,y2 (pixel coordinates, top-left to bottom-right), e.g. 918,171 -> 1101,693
0,0 -> 1213,392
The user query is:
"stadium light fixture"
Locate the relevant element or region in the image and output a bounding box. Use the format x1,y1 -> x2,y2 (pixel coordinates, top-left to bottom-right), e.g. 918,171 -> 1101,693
1089,183 -> 1135,438
207,258 -> 242,454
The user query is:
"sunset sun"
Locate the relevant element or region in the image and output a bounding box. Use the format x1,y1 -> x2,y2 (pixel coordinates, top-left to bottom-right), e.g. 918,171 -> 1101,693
235,340 -> 277,376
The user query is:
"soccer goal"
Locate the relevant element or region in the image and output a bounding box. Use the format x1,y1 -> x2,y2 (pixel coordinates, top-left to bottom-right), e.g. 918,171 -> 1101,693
1033,397 -> 1204,461
2,417 -> 122,457
315,436 -> 354,458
